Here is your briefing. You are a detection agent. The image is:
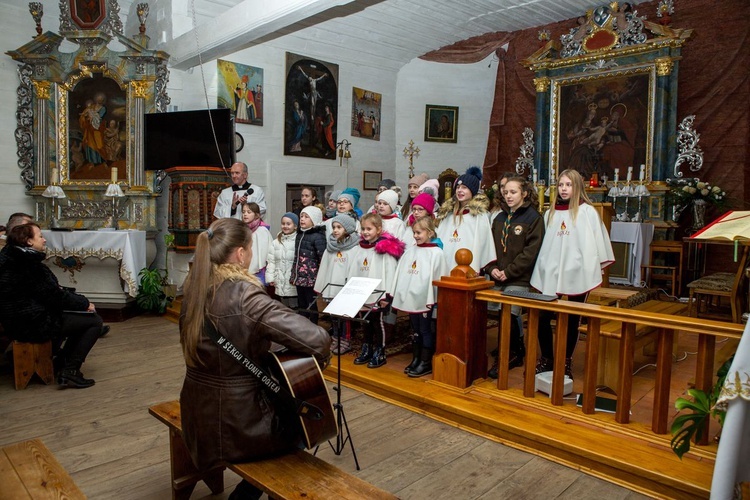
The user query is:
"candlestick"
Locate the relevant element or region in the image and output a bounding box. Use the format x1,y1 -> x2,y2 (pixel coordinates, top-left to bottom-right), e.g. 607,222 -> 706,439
639,164 -> 645,181
111,167 -> 118,183
613,168 -> 619,183
626,166 -> 633,182
50,167 -> 58,185
532,168 -> 538,184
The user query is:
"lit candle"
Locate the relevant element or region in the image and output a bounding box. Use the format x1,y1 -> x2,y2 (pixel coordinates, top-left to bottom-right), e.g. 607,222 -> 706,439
626,166 -> 633,182
50,167 -> 59,185
639,164 -> 646,181
111,167 -> 118,183
613,168 -> 619,183
532,168 -> 538,184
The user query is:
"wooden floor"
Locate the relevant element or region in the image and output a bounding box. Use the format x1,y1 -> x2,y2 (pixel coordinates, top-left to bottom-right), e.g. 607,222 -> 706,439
0,316 -> 649,500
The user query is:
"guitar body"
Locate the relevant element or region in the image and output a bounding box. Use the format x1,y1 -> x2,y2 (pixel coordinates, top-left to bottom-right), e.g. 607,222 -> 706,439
268,352 -> 338,449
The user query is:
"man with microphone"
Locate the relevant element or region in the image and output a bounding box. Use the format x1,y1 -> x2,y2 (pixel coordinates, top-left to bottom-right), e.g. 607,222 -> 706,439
213,162 -> 267,219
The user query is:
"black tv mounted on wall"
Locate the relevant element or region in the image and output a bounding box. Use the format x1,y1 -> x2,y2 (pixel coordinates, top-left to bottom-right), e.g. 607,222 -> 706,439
144,108 -> 236,171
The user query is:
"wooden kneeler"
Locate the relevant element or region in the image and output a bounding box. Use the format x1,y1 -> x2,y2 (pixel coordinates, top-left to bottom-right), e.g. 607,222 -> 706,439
13,340 -> 54,390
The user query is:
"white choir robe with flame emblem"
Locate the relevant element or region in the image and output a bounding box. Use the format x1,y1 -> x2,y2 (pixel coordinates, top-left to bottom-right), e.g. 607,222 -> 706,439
435,212 -> 496,273
314,246 -> 358,299
531,203 -> 615,296
389,243 -> 449,313
349,241 -> 400,307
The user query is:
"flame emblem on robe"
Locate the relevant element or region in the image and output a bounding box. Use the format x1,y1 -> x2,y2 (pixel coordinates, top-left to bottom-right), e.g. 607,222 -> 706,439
336,251 -> 342,258
363,258 -> 368,267
452,229 -> 459,238
412,260 -> 417,269
560,221 -> 567,231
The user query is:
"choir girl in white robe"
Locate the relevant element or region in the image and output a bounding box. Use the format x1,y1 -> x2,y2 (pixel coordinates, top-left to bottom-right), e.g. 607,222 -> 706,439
389,217 -> 449,378
314,213 -> 360,354
349,213 -> 405,368
402,193 -> 436,247
435,166 -> 496,273
530,168 -> 614,378
241,202 -> 272,285
375,189 -> 406,241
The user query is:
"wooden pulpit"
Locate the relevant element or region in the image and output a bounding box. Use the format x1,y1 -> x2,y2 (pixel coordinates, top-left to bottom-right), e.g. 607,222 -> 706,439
433,249 -> 494,388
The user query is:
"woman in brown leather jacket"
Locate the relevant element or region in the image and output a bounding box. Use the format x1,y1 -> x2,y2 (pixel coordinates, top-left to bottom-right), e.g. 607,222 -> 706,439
179,218 -> 331,500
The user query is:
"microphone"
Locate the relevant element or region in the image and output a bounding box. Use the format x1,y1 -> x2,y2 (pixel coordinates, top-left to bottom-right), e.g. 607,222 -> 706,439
245,188 -> 254,197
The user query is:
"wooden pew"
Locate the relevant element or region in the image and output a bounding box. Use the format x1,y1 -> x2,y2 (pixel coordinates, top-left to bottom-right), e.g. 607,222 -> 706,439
149,400 -> 397,500
0,438 -> 84,499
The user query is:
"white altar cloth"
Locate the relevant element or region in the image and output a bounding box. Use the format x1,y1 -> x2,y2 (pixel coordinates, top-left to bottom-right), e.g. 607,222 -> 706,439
610,222 -> 654,286
42,230 -> 146,297
711,320 -> 750,499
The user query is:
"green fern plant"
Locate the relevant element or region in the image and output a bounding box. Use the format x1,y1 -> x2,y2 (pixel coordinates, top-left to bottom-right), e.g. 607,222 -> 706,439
136,268 -> 169,314
670,355 -> 734,459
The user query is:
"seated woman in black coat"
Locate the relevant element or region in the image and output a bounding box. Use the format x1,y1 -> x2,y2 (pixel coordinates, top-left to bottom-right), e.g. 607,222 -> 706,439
0,223 -> 102,388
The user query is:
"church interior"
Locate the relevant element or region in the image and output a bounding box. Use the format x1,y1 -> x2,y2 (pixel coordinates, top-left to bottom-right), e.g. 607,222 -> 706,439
1,0 -> 749,498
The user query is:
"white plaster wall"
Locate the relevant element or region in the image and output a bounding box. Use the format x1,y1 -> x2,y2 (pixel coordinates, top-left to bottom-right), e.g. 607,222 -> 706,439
394,55 -> 497,193
163,37 -> 400,228
0,0 -> 495,233
0,2 -> 51,220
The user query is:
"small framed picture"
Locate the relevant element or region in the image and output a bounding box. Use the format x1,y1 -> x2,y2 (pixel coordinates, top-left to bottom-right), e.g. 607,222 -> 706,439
363,170 -> 382,191
424,104 -> 458,143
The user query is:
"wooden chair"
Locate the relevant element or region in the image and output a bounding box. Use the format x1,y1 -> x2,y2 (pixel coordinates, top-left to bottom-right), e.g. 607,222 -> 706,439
12,340 -> 55,390
437,168 -> 458,206
687,246 -> 749,323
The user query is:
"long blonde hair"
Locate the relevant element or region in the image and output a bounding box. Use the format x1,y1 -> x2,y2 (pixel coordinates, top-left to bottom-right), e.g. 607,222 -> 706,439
546,169 -> 593,227
181,218 -> 252,367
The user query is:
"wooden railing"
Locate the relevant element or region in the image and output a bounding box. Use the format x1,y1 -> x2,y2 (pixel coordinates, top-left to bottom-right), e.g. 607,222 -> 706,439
472,290 -> 744,437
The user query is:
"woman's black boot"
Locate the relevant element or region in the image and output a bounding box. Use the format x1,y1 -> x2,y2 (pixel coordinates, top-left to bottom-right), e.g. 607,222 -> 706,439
57,368 -> 95,389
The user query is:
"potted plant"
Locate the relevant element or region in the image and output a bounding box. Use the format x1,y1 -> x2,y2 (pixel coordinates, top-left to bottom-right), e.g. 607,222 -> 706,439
136,233 -> 176,314
670,355 -> 734,459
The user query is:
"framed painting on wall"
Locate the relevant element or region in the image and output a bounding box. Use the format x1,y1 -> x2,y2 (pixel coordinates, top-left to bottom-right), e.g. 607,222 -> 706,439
69,0 -> 106,29
550,67 -> 654,183
67,73 -> 127,182
351,87 -> 381,141
217,59 -> 263,126
424,104 -> 458,143
284,52 -> 339,159
363,170 -> 382,191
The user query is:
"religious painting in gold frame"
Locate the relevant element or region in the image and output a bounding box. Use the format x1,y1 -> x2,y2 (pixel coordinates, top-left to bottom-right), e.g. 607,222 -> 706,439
59,68 -> 130,185
549,65 -> 655,183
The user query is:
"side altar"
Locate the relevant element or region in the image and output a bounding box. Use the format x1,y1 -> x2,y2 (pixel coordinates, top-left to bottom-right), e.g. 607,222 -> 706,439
7,2 -> 170,308
7,1 -> 169,231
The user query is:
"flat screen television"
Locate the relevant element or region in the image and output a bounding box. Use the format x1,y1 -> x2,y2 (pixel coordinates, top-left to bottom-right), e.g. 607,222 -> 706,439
144,108 -> 235,170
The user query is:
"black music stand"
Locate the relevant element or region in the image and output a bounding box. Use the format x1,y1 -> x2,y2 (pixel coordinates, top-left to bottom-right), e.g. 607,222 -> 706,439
310,281 -> 385,471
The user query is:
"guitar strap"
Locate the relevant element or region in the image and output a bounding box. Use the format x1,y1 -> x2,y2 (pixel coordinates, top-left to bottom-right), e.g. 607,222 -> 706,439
203,322 -> 325,422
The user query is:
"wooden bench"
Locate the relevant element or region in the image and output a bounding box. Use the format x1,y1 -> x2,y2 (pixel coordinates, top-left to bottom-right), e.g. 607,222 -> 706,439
13,340 -> 55,390
0,438 -> 85,499
580,300 -> 687,390
586,287 -> 640,308
149,400 -> 397,500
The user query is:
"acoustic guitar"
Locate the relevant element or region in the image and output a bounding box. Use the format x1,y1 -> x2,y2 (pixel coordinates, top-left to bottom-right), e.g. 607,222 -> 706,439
268,352 -> 338,449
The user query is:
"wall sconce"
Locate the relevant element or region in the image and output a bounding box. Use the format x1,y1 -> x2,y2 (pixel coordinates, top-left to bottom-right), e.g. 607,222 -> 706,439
337,139 -> 352,166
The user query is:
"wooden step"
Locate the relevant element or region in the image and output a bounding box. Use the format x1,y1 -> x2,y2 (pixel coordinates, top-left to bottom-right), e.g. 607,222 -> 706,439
326,355 -> 714,499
